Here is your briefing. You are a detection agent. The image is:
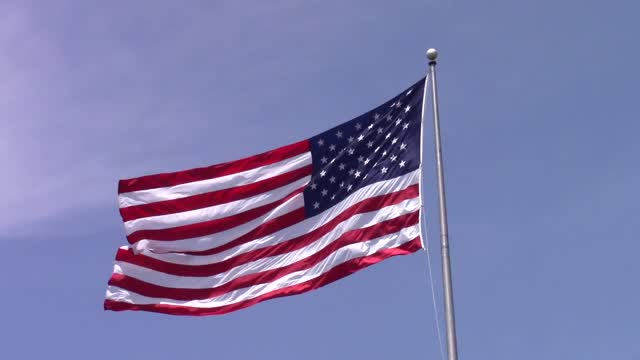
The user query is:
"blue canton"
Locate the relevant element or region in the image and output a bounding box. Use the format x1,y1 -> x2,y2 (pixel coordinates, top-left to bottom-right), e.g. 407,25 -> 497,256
304,78 -> 425,217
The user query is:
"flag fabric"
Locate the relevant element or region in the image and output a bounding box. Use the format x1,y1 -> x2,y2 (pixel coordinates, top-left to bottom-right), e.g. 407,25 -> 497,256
105,78 -> 426,316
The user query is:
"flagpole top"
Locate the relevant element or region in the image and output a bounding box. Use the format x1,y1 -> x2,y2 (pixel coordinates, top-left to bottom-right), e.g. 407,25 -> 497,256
426,48 -> 438,61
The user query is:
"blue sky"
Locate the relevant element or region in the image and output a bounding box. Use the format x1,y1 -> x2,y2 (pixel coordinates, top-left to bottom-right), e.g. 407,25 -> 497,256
1,1 -> 638,359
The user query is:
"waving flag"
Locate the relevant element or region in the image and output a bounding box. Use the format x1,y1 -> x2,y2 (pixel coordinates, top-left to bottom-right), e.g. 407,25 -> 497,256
105,78 -> 426,316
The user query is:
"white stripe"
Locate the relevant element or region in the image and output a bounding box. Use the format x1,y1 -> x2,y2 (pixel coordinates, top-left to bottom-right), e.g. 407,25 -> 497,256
119,152 -> 312,208
106,224 -> 419,307
143,196 -> 419,267
130,192 -> 305,254
131,169 -> 420,253
116,200 -> 419,290
124,176 -> 310,235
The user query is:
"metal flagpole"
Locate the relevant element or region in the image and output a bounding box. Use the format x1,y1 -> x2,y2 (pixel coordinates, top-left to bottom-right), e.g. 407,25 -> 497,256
426,48 -> 460,360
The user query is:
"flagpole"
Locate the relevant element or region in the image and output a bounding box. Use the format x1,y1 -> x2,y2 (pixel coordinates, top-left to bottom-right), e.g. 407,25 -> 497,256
426,48 -> 460,360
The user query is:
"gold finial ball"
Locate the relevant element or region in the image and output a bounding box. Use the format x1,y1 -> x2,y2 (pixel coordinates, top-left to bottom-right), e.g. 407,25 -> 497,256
426,48 -> 438,61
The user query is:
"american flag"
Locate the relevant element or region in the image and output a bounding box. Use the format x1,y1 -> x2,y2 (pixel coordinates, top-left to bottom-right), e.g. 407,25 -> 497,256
105,78 -> 426,316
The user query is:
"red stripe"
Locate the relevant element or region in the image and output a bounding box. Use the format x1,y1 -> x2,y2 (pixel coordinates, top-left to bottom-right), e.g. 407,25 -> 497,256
184,183 -> 420,256
126,188 -> 304,244
104,237 -> 421,316
110,213 -> 418,299
115,211 -> 418,280
183,208 -> 304,256
126,182 -> 417,246
120,165 -> 312,222
118,140 -> 310,194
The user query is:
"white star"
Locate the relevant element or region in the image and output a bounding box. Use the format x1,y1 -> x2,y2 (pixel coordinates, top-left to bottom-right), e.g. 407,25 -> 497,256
406,89 -> 413,96
386,114 -> 393,121
339,182 -> 345,188
363,174 -> 368,180
329,144 -> 336,151
320,156 -> 328,164
390,155 -> 397,162
373,162 -> 378,167
395,119 -> 402,126
391,138 -> 398,144
347,184 -> 353,191
348,148 -> 355,155
374,146 -> 381,153
385,133 -> 391,139
330,158 -> 336,163
381,167 -> 388,174
400,143 -> 407,150
348,168 -> 355,175
313,202 -> 320,209
358,155 -> 365,162
357,134 -> 364,141
331,194 -> 336,200
402,123 -> 409,130
320,170 -> 327,177
310,182 -> 317,190
377,127 -> 384,134
354,170 -> 361,178
321,189 -> 328,196
366,141 -> 374,148
336,131 -> 343,138
348,136 -> 354,142
339,163 -> 346,170
404,105 -> 411,113
390,102 -> 396,108
382,150 -> 387,156
374,113 -> 380,120
364,158 -> 371,165
399,160 -> 406,168
396,101 -> 402,108
317,138 -> 324,146
329,176 -> 336,183
368,123 -> 374,130
355,123 -> 362,130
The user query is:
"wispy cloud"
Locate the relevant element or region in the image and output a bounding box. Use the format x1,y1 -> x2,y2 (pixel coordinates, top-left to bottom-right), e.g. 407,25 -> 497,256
0,1 -> 398,235
0,3 -> 197,233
